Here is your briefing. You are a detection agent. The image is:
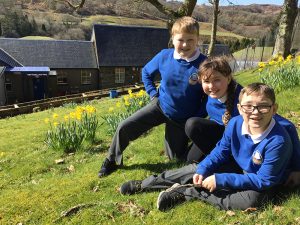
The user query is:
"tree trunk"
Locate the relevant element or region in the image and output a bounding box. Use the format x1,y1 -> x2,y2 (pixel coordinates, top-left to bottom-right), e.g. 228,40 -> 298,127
273,0 -> 298,58
208,0 -> 219,57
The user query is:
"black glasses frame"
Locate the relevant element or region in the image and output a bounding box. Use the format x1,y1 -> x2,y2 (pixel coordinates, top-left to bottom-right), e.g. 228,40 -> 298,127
240,104 -> 273,114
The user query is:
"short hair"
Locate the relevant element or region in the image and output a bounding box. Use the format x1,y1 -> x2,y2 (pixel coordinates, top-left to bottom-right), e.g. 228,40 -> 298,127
239,83 -> 276,104
171,16 -> 199,36
198,56 -> 232,80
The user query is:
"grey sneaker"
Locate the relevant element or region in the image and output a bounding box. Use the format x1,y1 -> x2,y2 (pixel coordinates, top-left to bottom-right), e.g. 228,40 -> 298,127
157,183 -> 187,211
120,180 -> 142,195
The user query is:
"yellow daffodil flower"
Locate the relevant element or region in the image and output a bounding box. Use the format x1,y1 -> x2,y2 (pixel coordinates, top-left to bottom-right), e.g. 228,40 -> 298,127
52,113 -> 58,119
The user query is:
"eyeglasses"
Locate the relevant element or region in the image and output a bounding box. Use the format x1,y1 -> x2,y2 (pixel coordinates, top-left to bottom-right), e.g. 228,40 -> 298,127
240,104 -> 273,114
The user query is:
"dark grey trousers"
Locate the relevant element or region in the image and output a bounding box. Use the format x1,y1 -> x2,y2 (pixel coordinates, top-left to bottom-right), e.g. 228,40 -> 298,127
141,163 -> 277,210
107,98 -> 189,164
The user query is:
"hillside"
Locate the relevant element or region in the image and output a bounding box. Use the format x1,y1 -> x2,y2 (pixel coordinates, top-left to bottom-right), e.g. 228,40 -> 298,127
0,0 -> 281,40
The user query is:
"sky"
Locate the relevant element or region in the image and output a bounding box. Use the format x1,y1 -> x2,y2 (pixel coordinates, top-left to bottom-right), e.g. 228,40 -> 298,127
197,0 -> 284,6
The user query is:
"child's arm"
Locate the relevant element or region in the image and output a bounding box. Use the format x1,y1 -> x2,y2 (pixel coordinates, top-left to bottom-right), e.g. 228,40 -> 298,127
215,140 -> 292,191
195,120 -> 234,178
142,52 -> 161,99
274,114 -> 300,171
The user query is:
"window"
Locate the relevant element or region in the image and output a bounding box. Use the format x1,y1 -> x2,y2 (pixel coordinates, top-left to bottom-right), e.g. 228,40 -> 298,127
5,78 -> 12,92
57,72 -> 68,84
115,67 -> 125,83
81,71 -> 92,85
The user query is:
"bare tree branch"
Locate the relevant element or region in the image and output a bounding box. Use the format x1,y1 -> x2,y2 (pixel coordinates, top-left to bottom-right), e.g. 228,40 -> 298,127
56,0 -> 86,11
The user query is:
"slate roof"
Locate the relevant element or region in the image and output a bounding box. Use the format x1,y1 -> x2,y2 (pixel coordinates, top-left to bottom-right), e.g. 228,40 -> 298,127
0,38 -> 98,69
93,24 -> 170,67
0,48 -> 23,67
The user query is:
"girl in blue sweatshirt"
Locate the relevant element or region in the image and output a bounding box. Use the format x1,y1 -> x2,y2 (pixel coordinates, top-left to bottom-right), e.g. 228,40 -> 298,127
185,57 -> 242,163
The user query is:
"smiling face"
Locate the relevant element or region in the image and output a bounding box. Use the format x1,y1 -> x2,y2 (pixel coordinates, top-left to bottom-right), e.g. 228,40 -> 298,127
172,32 -> 199,60
201,69 -> 231,99
238,92 -> 277,135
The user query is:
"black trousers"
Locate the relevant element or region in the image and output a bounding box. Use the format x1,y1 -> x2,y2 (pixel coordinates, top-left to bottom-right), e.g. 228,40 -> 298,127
185,117 -> 225,163
140,163 -> 277,210
107,98 -> 189,164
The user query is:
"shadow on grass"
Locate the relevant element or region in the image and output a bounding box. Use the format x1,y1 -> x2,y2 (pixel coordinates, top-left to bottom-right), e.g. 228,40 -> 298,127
272,187 -> 300,205
121,161 -> 185,174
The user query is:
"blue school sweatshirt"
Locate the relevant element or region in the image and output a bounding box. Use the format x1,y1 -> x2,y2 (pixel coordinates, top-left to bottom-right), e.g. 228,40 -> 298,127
274,114 -> 300,171
206,83 -> 243,125
142,49 -> 207,121
196,115 -> 292,191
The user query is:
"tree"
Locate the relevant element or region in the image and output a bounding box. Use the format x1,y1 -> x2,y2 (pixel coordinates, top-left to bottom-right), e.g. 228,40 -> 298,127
273,0 -> 298,58
207,0 -> 220,56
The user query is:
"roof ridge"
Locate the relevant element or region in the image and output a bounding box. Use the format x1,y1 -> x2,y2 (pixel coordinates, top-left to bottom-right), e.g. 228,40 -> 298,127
0,48 -> 23,67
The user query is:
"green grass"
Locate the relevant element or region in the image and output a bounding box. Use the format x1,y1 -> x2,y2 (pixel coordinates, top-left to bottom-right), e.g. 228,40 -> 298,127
0,70 -> 300,224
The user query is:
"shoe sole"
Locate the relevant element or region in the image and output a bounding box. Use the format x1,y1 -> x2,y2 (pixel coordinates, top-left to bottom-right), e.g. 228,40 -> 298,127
157,183 -> 181,210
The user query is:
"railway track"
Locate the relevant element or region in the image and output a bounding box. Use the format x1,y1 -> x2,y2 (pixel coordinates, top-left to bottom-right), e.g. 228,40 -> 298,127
0,84 -> 146,119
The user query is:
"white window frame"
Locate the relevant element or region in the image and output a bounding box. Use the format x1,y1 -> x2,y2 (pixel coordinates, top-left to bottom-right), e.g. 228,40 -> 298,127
115,67 -> 125,83
81,71 -> 92,85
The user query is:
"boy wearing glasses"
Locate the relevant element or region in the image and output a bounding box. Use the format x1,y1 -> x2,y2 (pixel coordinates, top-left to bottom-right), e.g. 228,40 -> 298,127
120,83 -> 294,211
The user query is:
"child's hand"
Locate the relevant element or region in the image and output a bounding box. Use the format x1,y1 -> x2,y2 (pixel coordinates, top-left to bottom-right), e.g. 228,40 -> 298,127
193,174 -> 203,187
284,171 -> 300,187
202,175 -> 216,192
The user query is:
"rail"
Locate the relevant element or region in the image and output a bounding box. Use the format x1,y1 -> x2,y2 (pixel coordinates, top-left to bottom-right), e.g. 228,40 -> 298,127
0,84 -> 146,119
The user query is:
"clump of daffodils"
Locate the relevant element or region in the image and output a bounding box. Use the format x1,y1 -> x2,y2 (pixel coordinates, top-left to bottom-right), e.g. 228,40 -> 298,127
102,89 -> 150,135
258,54 -> 300,92
44,105 -> 98,153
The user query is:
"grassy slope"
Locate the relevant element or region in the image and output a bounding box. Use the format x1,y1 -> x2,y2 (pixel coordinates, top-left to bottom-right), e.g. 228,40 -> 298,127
23,10 -> 244,40
0,70 -> 299,224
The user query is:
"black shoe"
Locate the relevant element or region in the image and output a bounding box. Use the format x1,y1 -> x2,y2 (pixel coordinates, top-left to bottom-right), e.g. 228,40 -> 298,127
120,180 -> 143,195
157,183 -> 187,211
98,158 -> 118,177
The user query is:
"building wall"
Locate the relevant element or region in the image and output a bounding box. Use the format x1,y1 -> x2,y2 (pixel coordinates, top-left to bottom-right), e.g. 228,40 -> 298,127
99,66 -> 142,89
47,68 -> 99,97
5,73 -> 24,104
4,68 -> 99,104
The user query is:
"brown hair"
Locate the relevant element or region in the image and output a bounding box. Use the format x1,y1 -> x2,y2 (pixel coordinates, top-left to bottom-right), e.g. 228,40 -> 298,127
199,56 -> 236,126
171,16 -> 199,36
239,83 -> 276,104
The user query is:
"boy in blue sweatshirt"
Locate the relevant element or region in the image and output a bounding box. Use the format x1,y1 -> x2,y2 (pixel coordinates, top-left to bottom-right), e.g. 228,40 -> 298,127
98,16 -> 207,177
121,83 -> 294,210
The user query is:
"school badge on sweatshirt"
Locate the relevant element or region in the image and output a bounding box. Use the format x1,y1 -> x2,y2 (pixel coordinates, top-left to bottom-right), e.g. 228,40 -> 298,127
189,72 -> 199,85
252,150 -> 263,165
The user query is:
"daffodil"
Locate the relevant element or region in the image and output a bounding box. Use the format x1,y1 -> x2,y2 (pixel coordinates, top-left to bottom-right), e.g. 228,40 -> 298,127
85,105 -> 96,113
52,113 -> 59,119
53,122 -> 59,127
297,55 -> 300,64
44,118 -> 50,124
108,107 -> 114,112
139,101 -> 143,106
64,115 -> 69,121
116,102 -> 121,108
69,112 -> 76,119
258,62 -> 265,68
125,100 -> 130,106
